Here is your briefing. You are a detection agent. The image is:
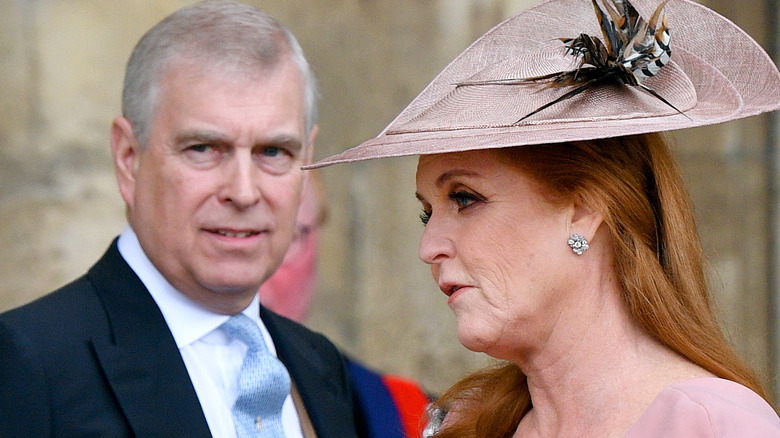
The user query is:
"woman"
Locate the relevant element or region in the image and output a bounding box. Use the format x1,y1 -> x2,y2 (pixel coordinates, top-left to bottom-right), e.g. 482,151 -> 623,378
308,0 -> 780,436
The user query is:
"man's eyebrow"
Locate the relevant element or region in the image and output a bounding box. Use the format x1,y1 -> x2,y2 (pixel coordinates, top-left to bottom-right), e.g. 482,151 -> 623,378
264,134 -> 303,151
174,131 -> 303,151
175,129 -> 227,144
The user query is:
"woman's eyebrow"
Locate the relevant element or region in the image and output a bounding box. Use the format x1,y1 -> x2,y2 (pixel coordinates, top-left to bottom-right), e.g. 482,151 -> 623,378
435,169 -> 479,188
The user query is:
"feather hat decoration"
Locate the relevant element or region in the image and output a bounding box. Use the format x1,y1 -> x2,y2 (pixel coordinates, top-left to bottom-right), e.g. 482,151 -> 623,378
307,0 -> 780,168
457,0 -> 679,122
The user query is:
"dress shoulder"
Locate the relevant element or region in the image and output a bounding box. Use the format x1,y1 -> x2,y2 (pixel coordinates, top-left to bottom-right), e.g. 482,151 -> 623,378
624,377 -> 780,437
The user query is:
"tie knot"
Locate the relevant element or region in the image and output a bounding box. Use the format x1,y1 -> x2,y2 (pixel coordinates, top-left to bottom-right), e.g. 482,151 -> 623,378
221,314 -> 267,352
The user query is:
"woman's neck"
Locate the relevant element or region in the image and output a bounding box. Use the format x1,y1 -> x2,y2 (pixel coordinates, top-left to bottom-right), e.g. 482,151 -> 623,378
512,283 -> 710,437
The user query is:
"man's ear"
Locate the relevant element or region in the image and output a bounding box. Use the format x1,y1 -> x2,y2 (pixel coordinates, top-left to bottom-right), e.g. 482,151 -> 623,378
303,124 -> 319,165
567,197 -> 603,244
111,116 -> 140,208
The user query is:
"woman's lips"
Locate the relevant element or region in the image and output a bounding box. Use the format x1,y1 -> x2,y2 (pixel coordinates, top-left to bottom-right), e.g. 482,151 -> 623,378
439,282 -> 465,297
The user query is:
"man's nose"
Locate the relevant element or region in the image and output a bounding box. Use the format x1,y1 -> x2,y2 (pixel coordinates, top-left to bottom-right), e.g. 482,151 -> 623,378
219,153 -> 262,209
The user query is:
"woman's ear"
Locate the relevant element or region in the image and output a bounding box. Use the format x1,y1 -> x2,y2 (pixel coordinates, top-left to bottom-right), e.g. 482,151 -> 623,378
111,116 -> 139,208
567,197 -> 603,244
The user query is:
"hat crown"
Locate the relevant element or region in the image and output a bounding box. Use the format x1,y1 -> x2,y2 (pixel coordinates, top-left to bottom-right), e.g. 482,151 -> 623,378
308,0 -> 780,168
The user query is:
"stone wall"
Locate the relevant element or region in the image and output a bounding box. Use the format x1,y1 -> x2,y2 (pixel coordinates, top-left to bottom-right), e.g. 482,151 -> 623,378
1,0 -> 778,398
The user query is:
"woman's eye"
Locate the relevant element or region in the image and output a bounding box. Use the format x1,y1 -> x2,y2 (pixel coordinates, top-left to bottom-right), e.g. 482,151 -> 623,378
419,209 -> 431,226
449,191 -> 479,210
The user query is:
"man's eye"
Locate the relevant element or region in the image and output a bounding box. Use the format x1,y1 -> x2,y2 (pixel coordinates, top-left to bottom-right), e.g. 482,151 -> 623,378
188,144 -> 212,153
262,146 -> 282,157
449,191 -> 479,210
256,145 -> 296,175
183,144 -> 221,165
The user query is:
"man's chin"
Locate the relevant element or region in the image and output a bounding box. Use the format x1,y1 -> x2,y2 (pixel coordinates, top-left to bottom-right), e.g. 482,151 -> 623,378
189,286 -> 260,315
199,266 -> 270,293
208,282 -> 262,297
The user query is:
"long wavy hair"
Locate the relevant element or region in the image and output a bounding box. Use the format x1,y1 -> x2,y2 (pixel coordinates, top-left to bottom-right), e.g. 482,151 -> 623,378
430,133 -> 769,438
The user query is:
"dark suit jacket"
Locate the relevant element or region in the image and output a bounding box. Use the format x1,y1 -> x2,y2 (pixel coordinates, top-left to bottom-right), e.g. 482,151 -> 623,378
0,239 -> 359,438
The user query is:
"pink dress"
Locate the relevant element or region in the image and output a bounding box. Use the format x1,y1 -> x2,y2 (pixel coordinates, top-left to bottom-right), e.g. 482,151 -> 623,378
623,378 -> 780,437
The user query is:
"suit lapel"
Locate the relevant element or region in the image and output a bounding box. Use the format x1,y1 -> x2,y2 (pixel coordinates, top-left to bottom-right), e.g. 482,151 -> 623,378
260,306 -> 357,438
87,241 -> 211,437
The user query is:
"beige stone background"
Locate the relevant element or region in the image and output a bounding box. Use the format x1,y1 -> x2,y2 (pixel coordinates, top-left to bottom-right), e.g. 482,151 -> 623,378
2,0 -> 780,402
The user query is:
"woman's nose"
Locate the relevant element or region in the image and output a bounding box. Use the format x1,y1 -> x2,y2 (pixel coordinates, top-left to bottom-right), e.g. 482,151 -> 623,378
418,217 -> 455,265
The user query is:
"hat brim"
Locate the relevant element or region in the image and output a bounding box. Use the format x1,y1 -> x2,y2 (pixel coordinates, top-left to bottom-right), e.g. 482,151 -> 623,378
307,0 -> 780,168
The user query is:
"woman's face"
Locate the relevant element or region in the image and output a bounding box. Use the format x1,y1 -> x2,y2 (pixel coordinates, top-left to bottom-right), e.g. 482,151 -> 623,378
415,149 -> 579,360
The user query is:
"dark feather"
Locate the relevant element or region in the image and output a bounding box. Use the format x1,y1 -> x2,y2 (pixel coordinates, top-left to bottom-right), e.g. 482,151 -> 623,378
516,80 -> 598,123
455,0 -> 684,121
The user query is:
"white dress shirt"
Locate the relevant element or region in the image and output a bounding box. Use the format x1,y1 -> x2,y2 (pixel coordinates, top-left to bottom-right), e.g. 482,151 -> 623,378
117,226 -> 304,438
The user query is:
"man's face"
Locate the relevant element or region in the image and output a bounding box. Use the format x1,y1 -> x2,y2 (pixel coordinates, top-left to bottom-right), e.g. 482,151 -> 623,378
112,59 -> 314,315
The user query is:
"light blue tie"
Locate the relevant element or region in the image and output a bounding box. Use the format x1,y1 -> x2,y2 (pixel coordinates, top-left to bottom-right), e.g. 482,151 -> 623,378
221,314 -> 291,437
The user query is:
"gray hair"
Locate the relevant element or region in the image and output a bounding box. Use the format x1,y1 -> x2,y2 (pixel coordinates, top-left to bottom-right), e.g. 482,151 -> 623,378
122,0 -> 318,147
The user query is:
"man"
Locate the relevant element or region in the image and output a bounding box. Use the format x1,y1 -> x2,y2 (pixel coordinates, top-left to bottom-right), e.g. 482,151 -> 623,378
259,172 -> 432,438
0,2 -> 359,437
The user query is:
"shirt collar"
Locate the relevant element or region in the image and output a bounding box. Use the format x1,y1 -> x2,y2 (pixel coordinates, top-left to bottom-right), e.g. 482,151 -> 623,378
116,226 -> 272,351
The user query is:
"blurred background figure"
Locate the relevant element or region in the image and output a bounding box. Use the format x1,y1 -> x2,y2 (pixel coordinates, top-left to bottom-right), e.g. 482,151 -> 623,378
259,171 -> 325,324
260,171 -> 432,438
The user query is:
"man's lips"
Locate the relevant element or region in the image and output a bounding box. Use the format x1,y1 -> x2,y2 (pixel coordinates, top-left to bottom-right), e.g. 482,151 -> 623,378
205,228 -> 263,238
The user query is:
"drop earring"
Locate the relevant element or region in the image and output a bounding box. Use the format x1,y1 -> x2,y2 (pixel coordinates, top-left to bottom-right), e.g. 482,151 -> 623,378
568,234 -> 589,255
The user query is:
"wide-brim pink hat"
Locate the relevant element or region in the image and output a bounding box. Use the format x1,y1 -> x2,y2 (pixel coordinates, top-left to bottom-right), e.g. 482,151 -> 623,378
308,0 -> 780,168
